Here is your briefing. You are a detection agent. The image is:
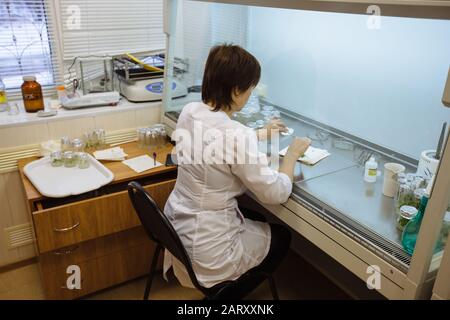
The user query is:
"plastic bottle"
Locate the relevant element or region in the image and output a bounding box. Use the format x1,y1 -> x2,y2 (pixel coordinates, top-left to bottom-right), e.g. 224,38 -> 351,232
0,76 -> 7,112
364,156 -> 378,183
401,175 -> 442,255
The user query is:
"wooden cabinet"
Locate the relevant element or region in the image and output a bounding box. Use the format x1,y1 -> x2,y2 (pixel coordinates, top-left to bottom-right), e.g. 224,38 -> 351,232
18,142 -> 176,299
32,179 -> 175,253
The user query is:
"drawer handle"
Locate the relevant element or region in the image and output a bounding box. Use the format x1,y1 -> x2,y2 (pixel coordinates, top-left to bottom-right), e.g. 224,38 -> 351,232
53,245 -> 79,255
53,221 -> 80,232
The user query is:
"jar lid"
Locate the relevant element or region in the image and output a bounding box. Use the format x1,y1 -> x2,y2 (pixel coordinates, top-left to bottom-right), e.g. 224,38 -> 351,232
63,151 -> 74,158
71,138 -> 83,146
400,205 -> 418,219
23,76 -> 36,81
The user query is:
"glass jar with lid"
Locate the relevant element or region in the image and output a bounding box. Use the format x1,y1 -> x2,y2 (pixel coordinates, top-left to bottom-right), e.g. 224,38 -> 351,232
78,152 -> 90,169
50,151 -> 63,167
21,76 -> 44,113
63,151 -> 77,167
71,138 -> 85,153
397,205 -> 418,231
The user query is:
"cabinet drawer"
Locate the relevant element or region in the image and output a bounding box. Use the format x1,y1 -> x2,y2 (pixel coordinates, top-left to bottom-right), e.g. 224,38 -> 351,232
41,242 -> 155,300
33,179 -> 176,253
39,227 -> 151,273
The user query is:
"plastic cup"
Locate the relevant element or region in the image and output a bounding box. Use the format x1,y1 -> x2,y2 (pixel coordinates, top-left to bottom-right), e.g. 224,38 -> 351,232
383,163 -> 406,197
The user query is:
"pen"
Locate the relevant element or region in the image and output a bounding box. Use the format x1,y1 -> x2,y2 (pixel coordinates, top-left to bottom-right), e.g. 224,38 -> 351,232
153,152 -> 157,166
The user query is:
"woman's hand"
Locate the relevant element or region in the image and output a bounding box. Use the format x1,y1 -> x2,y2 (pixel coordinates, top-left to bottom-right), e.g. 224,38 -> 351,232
279,137 -> 311,182
285,137 -> 311,160
256,119 -> 288,140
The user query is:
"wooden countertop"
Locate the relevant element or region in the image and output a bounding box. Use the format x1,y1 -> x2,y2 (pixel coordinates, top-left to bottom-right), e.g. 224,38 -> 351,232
17,141 -> 176,202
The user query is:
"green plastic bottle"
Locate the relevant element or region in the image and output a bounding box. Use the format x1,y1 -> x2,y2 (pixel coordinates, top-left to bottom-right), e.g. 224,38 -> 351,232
401,176 -> 442,255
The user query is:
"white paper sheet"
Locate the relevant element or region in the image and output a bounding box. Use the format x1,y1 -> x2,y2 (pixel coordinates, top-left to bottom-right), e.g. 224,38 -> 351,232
279,146 -> 330,165
94,147 -> 128,161
122,155 -> 163,173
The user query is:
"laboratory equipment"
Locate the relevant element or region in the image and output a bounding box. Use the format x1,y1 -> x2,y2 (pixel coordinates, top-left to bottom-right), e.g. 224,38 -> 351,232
61,91 -> 120,109
114,53 -> 187,102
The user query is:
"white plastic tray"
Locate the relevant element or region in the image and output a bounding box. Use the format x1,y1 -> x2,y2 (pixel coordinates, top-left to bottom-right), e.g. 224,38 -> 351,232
24,154 -> 114,198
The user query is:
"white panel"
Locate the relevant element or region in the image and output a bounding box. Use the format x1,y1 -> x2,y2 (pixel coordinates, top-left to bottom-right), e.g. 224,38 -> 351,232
94,111 -> 136,132
0,124 -> 49,149
47,116 -> 95,139
135,106 -> 162,127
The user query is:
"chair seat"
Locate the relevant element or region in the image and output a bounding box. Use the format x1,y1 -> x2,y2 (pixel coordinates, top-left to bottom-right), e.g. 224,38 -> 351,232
203,270 -> 268,300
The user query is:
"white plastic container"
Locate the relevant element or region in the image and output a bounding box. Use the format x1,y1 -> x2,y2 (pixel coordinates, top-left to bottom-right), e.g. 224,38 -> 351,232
416,150 -> 439,178
364,156 -> 378,183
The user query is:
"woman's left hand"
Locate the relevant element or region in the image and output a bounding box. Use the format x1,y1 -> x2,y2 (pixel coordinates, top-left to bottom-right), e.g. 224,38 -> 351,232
256,119 -> 288,140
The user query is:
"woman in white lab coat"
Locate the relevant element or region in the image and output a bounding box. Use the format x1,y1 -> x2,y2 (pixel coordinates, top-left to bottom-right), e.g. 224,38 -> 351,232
164,45 -> 311,294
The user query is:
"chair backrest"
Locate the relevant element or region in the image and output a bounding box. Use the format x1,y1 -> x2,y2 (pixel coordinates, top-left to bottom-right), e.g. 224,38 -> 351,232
127,181 -> 205,292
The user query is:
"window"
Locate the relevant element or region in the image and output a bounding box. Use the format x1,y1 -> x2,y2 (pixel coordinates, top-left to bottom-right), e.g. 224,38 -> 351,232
0,0 -> 60,93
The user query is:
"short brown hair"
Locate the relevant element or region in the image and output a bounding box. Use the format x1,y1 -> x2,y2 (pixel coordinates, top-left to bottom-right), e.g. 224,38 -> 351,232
202,44 -> 261,112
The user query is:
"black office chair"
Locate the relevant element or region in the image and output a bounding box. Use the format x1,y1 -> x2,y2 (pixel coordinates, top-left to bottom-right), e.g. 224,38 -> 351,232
127,181 -> 279,300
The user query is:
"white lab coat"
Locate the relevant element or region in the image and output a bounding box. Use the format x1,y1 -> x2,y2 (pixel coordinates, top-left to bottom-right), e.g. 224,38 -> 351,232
163,101 -> 292,288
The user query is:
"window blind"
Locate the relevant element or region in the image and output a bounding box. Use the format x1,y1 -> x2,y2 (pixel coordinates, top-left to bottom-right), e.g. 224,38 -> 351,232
59,0 -> 165,86
59,0 -> 165,58
0,0 -> 62,97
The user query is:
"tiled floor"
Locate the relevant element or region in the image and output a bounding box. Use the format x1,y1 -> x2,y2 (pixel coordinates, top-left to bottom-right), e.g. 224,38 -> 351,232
0,250 -> 350,300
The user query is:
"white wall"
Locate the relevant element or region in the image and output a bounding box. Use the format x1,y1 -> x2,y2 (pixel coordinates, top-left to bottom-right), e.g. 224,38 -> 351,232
247,7 -> 450,158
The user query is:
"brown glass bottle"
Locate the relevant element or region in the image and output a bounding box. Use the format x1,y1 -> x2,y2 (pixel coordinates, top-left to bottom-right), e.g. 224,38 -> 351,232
21,76 -> 44,112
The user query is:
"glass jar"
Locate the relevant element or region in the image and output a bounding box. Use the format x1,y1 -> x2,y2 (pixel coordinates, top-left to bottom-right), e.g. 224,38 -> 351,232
137,128 -> 147,149
94,129 -> 106,148
63,151 -> 77,167
395,183 -> 416,214
413,188 -> 426,209
78,152 -> 90,169
50,151 -> 63,167
397,205 -> 418,231
71,138 -> 85,153
21,76 -> 44,113
61,136 -> 72,152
